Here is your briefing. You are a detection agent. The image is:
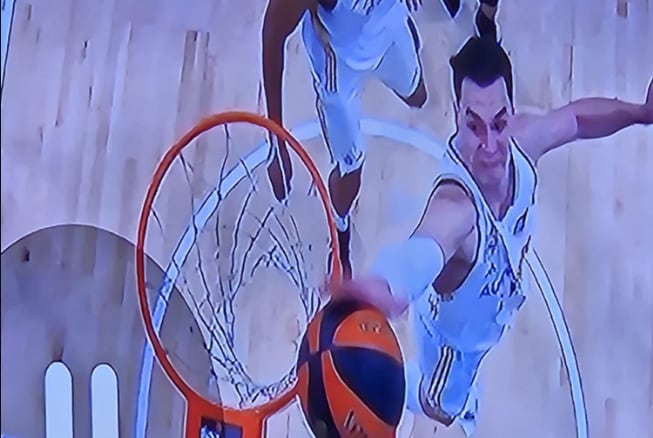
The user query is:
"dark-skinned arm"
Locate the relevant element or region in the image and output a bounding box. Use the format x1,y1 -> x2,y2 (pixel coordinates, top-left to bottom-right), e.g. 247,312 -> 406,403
261,0 -> 312,126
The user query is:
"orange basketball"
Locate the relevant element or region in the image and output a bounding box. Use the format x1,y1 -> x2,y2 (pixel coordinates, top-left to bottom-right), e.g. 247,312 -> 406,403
295,298 -> 406,438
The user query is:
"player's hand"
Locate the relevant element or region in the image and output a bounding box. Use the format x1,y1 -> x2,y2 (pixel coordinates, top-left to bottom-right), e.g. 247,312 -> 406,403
266,135 -> 293,202
330,276 -> 405,318
402,0 -> 422,12
328,277 -> 378,306
643,78 -> 653,124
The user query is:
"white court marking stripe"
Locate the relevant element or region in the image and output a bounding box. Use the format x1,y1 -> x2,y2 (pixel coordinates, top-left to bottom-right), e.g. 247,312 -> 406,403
135,118 -> 588,438
45,362 -> 74,438
91,364 -> 120,438
527,252 -> 589,438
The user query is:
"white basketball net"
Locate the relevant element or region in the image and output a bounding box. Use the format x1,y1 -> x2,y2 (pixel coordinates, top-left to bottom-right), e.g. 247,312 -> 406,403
143,122 -> 330,411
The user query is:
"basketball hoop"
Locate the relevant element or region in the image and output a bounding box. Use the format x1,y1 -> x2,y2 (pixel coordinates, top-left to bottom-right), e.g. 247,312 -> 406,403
135,111 -> 342,437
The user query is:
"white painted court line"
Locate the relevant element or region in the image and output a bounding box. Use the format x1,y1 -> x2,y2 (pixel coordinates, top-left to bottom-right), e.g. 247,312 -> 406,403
39,362 -> 120,438
91,364 -> 120,438
45,362 -> 73,438
527,252 -> 589,438
135,118 -> 588,438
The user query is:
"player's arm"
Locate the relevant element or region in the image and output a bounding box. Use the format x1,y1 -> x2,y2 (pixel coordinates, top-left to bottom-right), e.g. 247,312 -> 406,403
261,0 -> 313,125
516,78 -> 653,162
333,183 -> 476,319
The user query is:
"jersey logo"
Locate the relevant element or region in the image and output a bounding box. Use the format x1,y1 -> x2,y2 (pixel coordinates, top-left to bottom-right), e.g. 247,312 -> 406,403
480,227 -> 510,298
479,226 -> 526,300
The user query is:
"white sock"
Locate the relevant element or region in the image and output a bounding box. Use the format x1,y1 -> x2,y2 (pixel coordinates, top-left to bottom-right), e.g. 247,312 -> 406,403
333,211 -> 350,232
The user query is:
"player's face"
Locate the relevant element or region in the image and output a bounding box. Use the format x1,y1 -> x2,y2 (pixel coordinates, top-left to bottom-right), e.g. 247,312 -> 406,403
455,77 -> 513,187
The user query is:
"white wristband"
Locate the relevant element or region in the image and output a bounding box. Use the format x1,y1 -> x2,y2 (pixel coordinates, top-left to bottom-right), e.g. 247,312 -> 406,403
369,236 -> 445,303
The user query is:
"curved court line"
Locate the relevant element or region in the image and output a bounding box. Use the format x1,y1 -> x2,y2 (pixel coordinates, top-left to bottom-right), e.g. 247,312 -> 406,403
526,252 -> 589,438
135,118 -> 588,438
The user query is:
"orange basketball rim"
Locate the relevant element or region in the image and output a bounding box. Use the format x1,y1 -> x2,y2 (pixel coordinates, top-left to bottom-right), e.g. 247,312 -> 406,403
135,111 -> 342,437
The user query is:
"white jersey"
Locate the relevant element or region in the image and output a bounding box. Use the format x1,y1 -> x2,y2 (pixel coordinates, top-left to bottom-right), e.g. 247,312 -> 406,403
311,0 -> 410,70
414,140 -> 538,352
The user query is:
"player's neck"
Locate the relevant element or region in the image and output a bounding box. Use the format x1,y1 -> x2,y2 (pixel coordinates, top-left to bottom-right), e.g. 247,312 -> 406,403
477,162 -> 513,218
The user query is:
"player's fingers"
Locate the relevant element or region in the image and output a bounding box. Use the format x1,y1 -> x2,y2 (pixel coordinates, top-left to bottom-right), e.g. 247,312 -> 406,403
319,274 -> 333,299
328,278 -> 353,299
322,272 -> 346,298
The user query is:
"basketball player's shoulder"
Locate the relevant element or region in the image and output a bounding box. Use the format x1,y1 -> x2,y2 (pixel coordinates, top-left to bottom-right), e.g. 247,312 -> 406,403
416,180 -> 476,256
432,180 -> 472,204
426,181 -> 477,228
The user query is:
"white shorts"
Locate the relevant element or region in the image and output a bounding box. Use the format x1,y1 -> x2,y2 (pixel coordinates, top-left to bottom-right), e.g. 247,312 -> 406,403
301,14 -> 422,175
405,315 -> 487,435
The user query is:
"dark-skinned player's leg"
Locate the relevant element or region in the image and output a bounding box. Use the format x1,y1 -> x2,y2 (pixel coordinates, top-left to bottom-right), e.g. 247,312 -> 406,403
475,0 -> 500,40
299,14 -> 364,281
315,90 -> 363,282
327,164 -> 361,280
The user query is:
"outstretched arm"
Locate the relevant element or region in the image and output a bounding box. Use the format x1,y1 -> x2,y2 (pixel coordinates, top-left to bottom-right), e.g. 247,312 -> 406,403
516,78 -> 653,162
332,183 -> 476,318
261,0 -> 310,126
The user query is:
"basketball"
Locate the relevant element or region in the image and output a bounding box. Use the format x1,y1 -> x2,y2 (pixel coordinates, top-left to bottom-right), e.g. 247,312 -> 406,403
295,298 -> 406,438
